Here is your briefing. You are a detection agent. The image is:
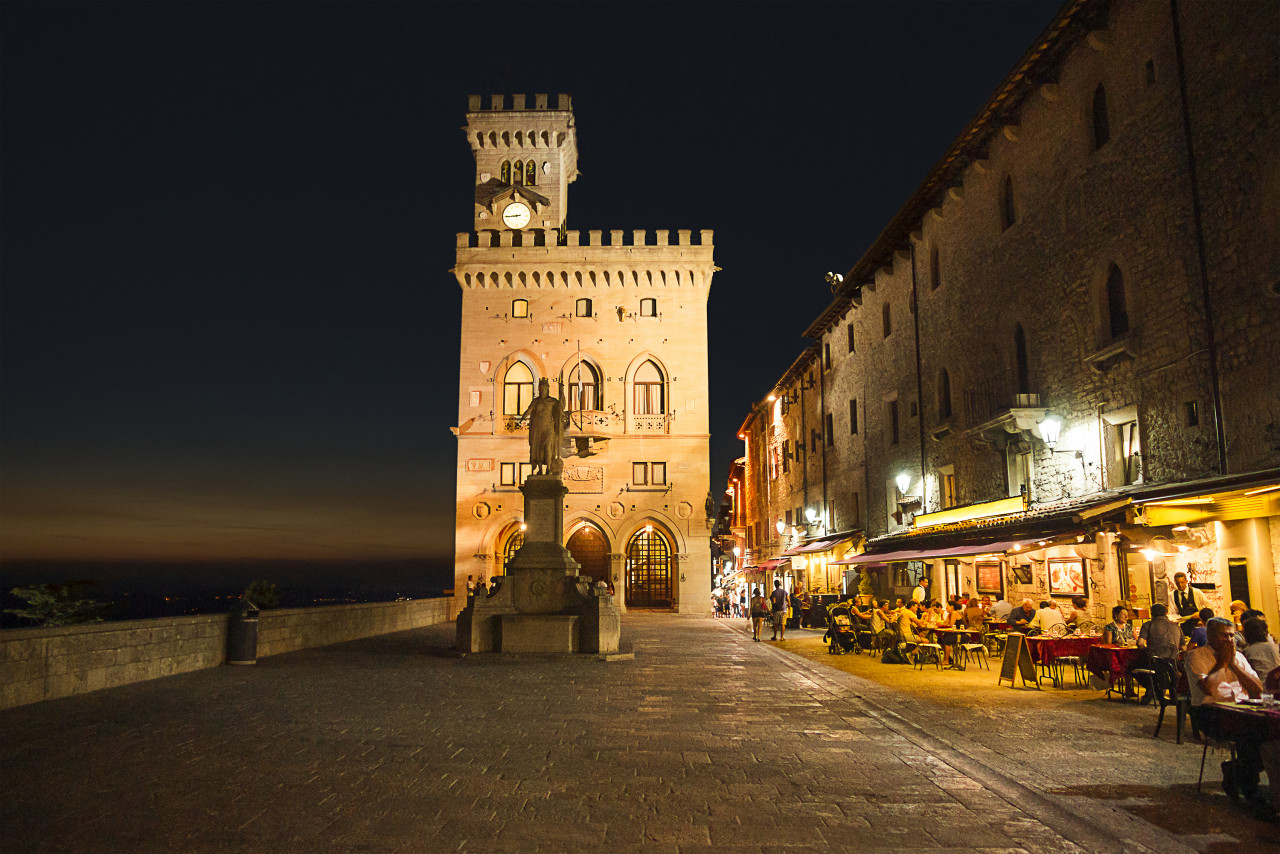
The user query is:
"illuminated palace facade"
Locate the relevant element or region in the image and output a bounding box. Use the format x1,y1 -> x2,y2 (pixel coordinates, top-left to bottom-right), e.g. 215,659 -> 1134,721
449,94 -> 714,614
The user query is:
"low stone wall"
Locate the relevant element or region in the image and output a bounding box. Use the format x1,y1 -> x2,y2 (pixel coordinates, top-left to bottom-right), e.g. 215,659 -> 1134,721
0,597 -> 459,710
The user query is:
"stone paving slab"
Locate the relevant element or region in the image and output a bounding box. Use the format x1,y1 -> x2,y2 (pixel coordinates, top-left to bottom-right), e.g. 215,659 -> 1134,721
0,614 -> 1260,852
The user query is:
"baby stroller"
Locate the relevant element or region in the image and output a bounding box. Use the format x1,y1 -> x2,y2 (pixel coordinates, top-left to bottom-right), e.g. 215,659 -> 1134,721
823,601 -> 861,655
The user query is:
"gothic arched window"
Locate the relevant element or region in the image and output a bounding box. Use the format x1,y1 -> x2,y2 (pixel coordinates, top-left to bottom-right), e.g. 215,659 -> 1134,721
567,361 -> 602,412
1105,264 -> 1129,340
501,528 -> 524,575
1092,84 -> 1111,150
502,362 -> 535,416
1014,323 -> 1031,395
633,360 -> 665,415
1001,176 -> 1017,230
499,160 -> 511,184
525,160 -> 537,186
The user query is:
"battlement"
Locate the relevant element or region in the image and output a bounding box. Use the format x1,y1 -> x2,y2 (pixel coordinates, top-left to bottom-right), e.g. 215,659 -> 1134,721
456,229 -> 714,250
468,94 -> 573,112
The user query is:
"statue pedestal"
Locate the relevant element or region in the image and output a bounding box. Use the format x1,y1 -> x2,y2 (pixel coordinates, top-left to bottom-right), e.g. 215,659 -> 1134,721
456,474 -> 622,656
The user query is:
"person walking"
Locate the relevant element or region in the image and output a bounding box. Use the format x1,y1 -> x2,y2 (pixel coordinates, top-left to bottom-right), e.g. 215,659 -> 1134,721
749,587 -> 768,642
769,580 -> 789,641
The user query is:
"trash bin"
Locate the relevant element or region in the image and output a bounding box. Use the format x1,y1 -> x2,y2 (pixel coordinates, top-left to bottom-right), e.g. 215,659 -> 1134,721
226,600 -> 260,665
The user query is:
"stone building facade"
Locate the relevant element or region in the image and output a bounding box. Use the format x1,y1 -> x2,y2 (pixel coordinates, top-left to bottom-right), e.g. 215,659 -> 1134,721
734,0 -> 1280,626
451,94 -> 715,615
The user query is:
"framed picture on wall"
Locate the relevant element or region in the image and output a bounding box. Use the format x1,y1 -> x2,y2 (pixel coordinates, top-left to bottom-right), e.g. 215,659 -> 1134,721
1048,558 -> 1087,597
976,561 -> 1003,595
1010,563 -> 1033,585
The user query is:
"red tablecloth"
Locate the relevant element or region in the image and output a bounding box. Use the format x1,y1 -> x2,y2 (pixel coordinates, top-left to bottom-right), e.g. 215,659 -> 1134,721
1026,636 -> 1100,666
1087,644 -> 1141,680
1202,702 -> 1280,740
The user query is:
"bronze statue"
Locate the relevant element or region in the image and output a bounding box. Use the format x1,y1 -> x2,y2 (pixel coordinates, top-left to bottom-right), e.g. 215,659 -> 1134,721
523,378 -> 565,476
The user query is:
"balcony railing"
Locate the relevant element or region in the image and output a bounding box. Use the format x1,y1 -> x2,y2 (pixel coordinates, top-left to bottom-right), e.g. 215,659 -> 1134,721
962,370 -> 1040,429
631,413 -> 671,434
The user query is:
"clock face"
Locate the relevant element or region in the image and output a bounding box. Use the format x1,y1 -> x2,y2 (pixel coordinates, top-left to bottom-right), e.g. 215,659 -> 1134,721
502,202 -> 531,229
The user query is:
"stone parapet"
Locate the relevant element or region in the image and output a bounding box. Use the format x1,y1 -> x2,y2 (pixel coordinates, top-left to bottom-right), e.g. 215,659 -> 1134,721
0,597 -> 460,710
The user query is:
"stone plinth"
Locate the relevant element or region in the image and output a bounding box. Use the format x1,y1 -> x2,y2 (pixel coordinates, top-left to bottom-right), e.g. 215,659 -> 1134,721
500,614 -> 579,653
455,472 -> 622,656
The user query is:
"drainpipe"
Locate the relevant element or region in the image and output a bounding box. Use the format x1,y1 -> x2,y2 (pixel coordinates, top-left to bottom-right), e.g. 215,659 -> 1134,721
1171,0 -> 1227,475
910,242 -> 927,509
819,345 -> 829,533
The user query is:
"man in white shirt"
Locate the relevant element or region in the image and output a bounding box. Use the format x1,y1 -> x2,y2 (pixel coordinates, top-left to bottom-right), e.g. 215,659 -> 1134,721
911,577 -> 930,605
1185,617 -> 1271,808
1027,600 -> 1066,635
989,598 -> 1013,620
1168,572 -> 1207,633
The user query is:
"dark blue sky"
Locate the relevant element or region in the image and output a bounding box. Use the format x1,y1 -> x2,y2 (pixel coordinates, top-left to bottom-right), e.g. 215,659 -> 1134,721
0,2 -> 1058,563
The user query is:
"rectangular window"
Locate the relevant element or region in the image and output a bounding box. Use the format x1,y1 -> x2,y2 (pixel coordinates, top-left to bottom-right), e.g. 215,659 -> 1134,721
847,323 -> 855,353
942,471 -> 956,509
795,506 -> 803,527
825,413 -> 834,446
782,443 -> 789,473
640,298 -> 657,316
849,398 -> 858,434
811,429 -> 819,453
888,400 -> 900,446
575,298 -> 592,317
823,343 -> 831,370
632,462 -> 648,485
1184,401 -> 1199,427
512,299 -> 528,318
651,462 -> 667,485
785,509 -> 792,528
518,463 -> 532,484
500,462 -> 516,486
850,491 -> 861,526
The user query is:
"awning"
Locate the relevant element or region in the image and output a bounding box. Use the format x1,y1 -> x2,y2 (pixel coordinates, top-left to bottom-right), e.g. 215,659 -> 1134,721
831,537 -> 1048,566
757,558 -> 792,570
780,535 -> 854,556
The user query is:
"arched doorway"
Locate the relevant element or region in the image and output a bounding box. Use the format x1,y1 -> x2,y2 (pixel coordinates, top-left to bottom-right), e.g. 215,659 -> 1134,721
567,523 -> 610,587
625,525 -> 673,609
498,526 -> 524,576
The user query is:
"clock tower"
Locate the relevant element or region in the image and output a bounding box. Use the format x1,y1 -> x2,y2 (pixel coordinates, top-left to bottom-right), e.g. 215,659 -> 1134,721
465,93 -> 578,235
450,93 -> 715,618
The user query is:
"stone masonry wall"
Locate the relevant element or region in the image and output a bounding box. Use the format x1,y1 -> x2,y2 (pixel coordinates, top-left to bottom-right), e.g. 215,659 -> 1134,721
0,597 -> 459,710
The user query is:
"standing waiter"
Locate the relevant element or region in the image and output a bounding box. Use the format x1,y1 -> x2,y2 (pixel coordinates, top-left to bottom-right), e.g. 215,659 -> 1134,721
1168,571 -> 1208,636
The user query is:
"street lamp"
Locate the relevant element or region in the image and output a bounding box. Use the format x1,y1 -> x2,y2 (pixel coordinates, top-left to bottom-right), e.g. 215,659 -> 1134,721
895,472 -> 911,495
1039,415 -> 1063,448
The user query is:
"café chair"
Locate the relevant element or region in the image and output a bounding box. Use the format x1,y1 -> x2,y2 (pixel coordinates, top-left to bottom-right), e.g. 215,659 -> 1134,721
1148,658 -> 1190,744
1054,655 -> 1086,688
913,641 -> 943,670
958,639 -> 989,670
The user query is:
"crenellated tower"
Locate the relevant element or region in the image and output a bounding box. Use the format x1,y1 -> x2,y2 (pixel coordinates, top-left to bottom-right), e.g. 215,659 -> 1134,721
449,94 -> 715,619
465,93 -> 578,236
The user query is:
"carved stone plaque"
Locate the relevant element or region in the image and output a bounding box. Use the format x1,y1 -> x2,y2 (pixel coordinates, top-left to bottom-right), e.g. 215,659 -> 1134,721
563,465 -> 604,494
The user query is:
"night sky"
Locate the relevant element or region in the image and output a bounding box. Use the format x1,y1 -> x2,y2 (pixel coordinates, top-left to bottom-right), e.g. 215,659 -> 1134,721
0,2 -> 1058,567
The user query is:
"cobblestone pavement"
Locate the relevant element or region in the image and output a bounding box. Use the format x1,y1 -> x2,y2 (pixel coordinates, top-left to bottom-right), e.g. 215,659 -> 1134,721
0,614 -> 1272,853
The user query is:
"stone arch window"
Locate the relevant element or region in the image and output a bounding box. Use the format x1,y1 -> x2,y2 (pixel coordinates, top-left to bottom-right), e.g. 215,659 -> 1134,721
1092,84 -> 1111,150
575,297 -> 592,317
625,525 -> 672,608
1105,264 -> 1129,340
502,361 -> 535,416
937,368 -> 953,421
525,159 -> 537,186
1014,323 -> 1031,395
500,160 -> 512,184
511,298 -> 528,318
930,245 -> 942,290
633,360 -> 665,415
882,302 -> 892,338
1001,176 -> 1017,230
640,297 -> 658,317
566,360 -> 602,412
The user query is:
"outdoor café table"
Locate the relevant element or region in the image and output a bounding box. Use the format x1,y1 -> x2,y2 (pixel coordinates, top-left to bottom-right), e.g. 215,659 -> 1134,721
1025,635 -> 1099,666
1201,701 -> 1280,741
1087,644 -> 1142,698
